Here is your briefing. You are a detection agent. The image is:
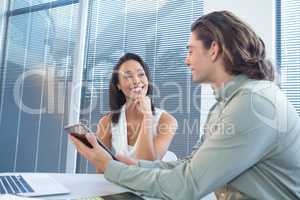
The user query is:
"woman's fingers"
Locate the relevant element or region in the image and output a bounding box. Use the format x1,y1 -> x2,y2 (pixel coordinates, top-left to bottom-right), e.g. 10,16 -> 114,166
131,89 -> 141,100
133,95 -> 142,108
128,92 -> 151,114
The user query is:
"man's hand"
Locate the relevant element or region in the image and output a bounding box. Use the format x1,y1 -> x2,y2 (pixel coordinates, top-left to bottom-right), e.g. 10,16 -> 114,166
69,133 -> 112,173
116,153 -> 139,166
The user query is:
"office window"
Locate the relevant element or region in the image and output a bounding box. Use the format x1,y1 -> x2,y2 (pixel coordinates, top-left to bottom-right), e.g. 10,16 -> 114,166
10,0 -> 66,10
79,0 -> 203,172
0,3 -> 5,35
277,0 -> 300,114
0,1 -> 80,172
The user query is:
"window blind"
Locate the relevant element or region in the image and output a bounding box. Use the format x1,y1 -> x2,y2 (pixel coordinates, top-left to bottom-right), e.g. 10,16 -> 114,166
0,0 -> 80,172
278,0 -> 300,114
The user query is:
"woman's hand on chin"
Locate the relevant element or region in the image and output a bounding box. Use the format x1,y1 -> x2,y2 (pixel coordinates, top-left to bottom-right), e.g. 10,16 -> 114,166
133,96 -> 152,117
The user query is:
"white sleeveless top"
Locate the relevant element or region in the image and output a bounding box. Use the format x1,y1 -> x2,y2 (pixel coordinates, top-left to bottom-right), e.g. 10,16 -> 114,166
111,105 -> 164,157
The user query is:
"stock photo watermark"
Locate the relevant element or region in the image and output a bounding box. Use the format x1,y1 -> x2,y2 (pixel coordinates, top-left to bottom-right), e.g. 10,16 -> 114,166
11,67 -> 290,135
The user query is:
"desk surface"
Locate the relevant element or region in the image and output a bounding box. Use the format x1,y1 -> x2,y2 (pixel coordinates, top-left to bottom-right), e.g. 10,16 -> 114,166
47,173 -> 215,200
44,173 -> 130,199
2,173 -> 157,200
1,173 -> 216,200
46,173 -> 159,200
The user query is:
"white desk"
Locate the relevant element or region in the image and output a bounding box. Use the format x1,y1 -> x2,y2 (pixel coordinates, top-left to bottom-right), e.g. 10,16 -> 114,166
32,173 -> 157,200
1,173 -> 216,200
39,173 -> 216,200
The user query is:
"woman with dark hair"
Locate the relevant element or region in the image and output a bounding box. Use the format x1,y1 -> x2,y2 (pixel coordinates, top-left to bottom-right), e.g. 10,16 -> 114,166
95,53 -> 177,161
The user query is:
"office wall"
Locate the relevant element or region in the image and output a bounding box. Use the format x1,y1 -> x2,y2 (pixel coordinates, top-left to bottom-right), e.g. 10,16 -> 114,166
204,0 -> 275,61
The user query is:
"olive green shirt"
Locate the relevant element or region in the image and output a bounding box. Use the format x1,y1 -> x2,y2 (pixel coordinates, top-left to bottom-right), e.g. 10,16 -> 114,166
104,75 -> 300,200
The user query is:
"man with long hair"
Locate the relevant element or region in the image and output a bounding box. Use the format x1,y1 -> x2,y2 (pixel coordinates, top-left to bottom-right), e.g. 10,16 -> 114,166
71,11 -> 300,200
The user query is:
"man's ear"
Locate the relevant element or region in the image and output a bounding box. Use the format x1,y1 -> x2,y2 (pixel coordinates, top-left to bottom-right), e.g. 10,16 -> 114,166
209,41 -> 220,62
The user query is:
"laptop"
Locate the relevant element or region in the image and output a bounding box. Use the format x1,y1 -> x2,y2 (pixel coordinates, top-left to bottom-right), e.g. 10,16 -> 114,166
0,173 -> 70,197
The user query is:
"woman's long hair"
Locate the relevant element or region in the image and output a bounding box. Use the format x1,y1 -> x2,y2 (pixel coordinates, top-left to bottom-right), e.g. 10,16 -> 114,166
109,53 -> 155,124
191,11 -> 275,81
